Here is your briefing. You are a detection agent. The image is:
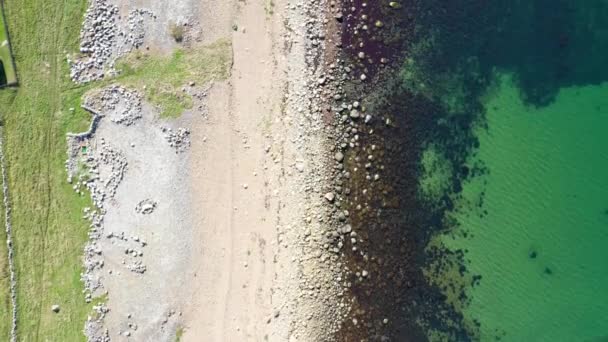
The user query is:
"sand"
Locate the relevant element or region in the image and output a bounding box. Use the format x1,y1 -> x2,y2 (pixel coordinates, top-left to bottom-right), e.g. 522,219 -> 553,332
185,0 -> 339,340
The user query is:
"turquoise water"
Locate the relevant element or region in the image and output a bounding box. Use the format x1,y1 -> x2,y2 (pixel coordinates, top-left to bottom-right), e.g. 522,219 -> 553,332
336,0 -> 608,339
395,1 -> 608,340
434,74 -> 608,341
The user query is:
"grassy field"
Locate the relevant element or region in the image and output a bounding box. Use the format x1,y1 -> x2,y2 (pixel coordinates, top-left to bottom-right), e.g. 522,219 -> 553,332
0,0 -> 94,340
0,0 -> 231,340
0,2 -> 17,86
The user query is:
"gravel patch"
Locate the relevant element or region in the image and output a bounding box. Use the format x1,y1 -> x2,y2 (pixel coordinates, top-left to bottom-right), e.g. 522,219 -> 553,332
67,84 -> 194,341
69,0 -> 157,83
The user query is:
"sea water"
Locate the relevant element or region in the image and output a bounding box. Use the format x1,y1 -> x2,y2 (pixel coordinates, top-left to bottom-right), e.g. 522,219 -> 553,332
439,74 -> 608,341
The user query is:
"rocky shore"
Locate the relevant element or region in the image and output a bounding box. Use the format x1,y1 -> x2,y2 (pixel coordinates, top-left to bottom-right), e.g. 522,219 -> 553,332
319,1 -> 476,340
64,0 -> 465,340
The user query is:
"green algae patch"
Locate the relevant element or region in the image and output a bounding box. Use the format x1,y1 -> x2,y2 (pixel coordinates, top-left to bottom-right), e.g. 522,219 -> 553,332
418,144 -> 454,204
115,39 -> 232,118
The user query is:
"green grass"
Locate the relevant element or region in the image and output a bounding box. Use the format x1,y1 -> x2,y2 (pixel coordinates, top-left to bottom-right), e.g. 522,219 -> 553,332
174,326 -> 184,342
0,0 -> 94,340
0,0 -> 231,340
0,2 -> 17,86
115,39 -> 232,118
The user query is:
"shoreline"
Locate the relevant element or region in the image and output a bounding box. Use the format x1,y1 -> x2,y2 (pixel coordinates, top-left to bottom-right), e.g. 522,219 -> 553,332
2,0 -> 607,340
3,0 -> 472,340
67,0 -> 468,339
66,0 -> 352,340
322,1 -> 474,340
184,0 -> 351,339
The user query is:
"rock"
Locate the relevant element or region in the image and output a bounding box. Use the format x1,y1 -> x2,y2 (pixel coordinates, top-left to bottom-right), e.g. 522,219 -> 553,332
349,109 -> 360,119
52,304 -> 60,313
362,270 -> 369,277
343,224 -> 352,234
135,199 -> 157,214
324,192 -> 335,202
334,151 -> 344,162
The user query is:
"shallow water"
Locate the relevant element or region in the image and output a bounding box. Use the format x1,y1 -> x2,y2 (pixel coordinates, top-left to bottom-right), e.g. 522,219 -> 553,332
333,0 -> 608,339
438,74 -> 608,341
398,1 -> 608,340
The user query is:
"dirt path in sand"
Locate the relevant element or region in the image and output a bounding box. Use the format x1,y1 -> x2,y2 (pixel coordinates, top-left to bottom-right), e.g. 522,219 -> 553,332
185,0 -> 338,341
185,1 -> 288,340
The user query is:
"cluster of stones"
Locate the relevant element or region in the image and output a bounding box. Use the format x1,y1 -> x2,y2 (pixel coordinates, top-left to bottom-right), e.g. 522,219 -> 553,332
106,231 -> 147,248
69,0 -> 156,83
162,127 -> 191,153
64,102 -> 132,341
125,9 -> 156,51
274,0 -> 398,339
125,260 -> 147,274
97,142 -> 128,202
85,85 -> 143,126
317,0 -> 403,338
334,0 -> 395,78
105,231 -> 148,276
71,141 -> 127,308
135,199 -> 157,215
118,313 -> 140,338
0,133 -> 18,342
82,208 -> 105,297
69,0 -> 120,83
268,0 -> 368,340
84,303 -> 111,342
